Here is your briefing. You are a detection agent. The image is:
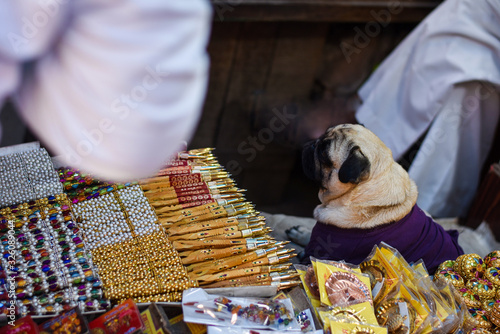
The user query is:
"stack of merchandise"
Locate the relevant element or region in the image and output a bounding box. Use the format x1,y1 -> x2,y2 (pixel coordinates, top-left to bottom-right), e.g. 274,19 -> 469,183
296,242 -> 465,334
0,147 -> 108,317
58,167 -> 196,303
434,251 -> 500,332
55,147 -> 299,304
0,147 -> 63,207
57,166 -> 136,205
139,148 -> 300,290
71,185 -> 196,303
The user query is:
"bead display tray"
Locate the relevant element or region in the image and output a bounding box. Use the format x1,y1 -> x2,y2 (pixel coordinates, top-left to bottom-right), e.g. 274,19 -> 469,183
0,194 -> 109,317
0,142 -> 63,207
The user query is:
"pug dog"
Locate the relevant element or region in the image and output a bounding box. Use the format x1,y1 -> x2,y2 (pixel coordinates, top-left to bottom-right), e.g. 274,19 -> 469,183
295,124 -> 463,273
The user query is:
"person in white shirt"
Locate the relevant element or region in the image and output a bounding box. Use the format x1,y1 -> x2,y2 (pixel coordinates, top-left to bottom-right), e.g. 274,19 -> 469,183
356,0 -> 500,218
0,0 -> 212,181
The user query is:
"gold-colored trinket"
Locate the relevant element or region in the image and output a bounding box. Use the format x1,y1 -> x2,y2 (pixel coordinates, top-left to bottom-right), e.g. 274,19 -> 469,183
436,260 -> 455,272
485,251 -> 500,269
468,308 -> 492,329
350,326 -> 376,334
482,299 -> 499,313
489,302 -> 500,327
454,253 -> 485,280
454,287 -> 482,308
467,278 -> 496,301
360,260 -> 387,301
376,298 -> 416,334
330,307 -> 366,324
485,267 -> 500,288
470,329 -> 493,334
433,269 -> 465,289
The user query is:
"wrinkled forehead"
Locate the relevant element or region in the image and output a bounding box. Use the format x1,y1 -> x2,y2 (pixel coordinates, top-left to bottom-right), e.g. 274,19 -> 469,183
322,124 -> 357,141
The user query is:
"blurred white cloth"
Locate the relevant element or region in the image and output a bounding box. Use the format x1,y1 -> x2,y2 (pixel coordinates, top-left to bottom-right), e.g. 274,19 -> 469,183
0,0 -> 211,181
356,0 -> 500,218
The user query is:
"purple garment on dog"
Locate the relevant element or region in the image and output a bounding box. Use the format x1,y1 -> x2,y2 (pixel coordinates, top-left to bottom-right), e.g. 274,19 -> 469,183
302,204 -> 464,273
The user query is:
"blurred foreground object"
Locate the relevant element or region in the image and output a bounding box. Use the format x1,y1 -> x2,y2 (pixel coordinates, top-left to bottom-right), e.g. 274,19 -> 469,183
356,0 -> 500,218
0,1 -> 211,181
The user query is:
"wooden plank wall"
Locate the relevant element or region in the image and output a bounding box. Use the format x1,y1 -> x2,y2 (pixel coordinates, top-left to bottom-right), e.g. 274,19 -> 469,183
190,2 -> 437,211
191,22 -> 330,205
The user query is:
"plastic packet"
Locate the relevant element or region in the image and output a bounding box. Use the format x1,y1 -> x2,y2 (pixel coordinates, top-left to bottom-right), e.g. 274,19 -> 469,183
272,290 -> 318,332
315,259 -> 372,307
182,288 -> 301,331
441,282 -> 467,333
311,256 -> 362,273
360,245 -> 400,303
317,308 -> 333,334
296,308 -> 317,332
206,326 -> 324,334
329,320 -> 388,334
412,259 -> 430,279
318,301 -> 378,326
295,264 -> 321,310
374,281 -> 431,334
379,242 -> 415,281
414,260 -> 461,333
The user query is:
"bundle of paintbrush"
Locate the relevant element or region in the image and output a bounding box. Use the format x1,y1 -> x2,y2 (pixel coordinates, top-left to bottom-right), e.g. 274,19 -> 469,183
141,148 -> 301,290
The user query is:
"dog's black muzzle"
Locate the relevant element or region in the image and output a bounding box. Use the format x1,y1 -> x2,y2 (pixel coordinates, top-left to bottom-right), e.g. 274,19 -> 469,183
302,140 -> 321,183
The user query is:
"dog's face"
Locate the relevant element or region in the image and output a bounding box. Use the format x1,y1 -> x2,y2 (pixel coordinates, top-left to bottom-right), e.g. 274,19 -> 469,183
302,124 -> 393,204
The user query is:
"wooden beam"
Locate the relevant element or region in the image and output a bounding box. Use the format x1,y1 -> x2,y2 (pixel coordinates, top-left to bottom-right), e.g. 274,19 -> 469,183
211,0 -> 441,22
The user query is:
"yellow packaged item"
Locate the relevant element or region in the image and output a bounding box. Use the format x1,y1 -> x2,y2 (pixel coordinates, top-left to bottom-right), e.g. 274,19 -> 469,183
316,260 -> 372,307
412,260 -> 430,279
413,260 -> 460,333
317,308 -> 333,334
329,320 -> 388,334
312,256 -> 362,274
320,301 -> 378,326
375,282 -> 430,334
360,246 -> 400,303
434,279 -> 466,329
295,264 -> 321,310
379,242 -> 415,281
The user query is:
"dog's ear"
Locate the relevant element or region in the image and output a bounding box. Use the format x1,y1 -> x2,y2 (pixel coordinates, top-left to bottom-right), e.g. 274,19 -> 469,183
338,146 -> 370,184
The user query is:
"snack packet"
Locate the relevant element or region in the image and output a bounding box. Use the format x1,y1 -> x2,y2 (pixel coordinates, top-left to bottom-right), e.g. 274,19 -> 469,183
89,299 -> 144,334
39,307 -> 89,334
0,315 -> 39,334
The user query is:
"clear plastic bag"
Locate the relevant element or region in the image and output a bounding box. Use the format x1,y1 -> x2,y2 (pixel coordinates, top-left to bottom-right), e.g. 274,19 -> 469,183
360,244 -> 400,304
182,288 -> 301,331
